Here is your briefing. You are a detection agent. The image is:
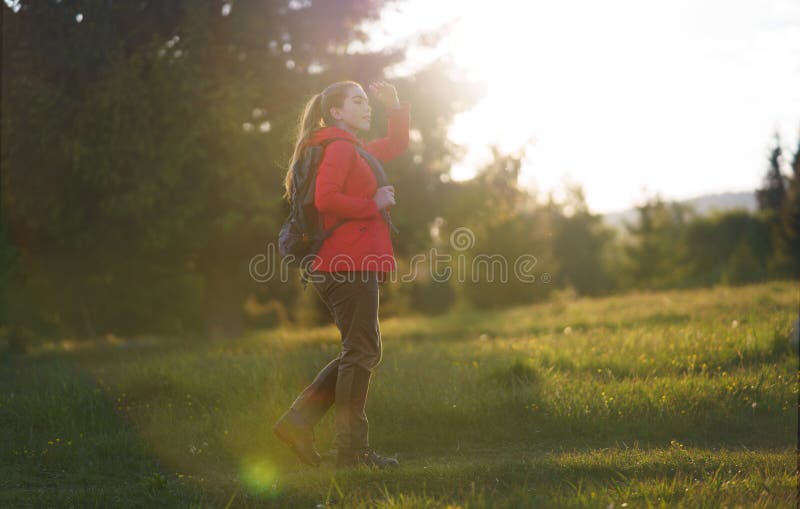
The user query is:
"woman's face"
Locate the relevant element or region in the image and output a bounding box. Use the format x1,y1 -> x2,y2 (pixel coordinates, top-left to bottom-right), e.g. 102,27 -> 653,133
331,85 -> 372,133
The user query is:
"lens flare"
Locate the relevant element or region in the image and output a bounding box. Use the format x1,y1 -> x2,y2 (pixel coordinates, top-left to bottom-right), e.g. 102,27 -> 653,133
238,457 -> 280,498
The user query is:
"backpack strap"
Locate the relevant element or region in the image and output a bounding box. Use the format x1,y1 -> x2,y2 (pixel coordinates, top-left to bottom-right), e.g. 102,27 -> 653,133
318,137 -> 356,149
354,146 -> 399,236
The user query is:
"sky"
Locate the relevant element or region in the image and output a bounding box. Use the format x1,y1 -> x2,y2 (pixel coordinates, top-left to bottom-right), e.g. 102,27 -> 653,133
358,0 -> 800,214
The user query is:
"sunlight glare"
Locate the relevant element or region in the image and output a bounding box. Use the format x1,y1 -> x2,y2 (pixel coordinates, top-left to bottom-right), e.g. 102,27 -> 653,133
239,457 -> 280,498
374,0 -> 800,213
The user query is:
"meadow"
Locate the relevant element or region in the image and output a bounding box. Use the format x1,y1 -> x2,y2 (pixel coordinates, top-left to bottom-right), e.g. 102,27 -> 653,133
1,280 -> 797,508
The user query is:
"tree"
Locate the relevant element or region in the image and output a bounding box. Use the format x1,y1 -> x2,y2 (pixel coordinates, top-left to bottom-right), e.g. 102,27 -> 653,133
756,133 -> 787,213
436,151 -> 556,309
684,211 -> 770,286
549,185 -> 615,296
777,134 -> 800,278
622,197 -> 695,289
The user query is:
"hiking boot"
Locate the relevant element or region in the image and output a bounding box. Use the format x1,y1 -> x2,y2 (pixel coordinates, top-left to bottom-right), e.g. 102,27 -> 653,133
336,448 -> 400,469
272,411 -> 321,466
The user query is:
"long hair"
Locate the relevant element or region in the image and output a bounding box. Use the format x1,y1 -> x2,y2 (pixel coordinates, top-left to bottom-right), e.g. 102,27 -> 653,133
283,80 -> 361,203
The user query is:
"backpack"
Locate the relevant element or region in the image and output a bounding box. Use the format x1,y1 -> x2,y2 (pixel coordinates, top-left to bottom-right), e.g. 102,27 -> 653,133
278,137 -> 399,288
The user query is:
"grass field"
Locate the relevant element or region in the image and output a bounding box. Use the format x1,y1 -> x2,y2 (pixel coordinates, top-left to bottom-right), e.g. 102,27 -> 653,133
1,280 -> 797,508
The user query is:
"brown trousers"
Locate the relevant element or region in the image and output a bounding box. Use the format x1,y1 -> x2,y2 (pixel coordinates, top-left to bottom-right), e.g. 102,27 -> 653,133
288,270 -> 383,452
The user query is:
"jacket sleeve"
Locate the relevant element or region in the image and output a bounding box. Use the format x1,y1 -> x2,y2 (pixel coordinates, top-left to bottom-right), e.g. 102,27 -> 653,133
364,101 -> 410,163
314,140 -> 379,219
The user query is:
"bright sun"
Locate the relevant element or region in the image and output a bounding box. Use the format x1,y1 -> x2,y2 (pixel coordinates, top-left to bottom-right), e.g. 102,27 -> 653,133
372,0 -> 800,213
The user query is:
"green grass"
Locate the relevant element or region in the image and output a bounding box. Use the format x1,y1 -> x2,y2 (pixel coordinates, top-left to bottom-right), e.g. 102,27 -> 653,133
1,280 -> 797,508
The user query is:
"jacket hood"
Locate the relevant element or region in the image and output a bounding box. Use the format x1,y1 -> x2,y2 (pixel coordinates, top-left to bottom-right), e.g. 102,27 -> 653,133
307,126 -> 364,147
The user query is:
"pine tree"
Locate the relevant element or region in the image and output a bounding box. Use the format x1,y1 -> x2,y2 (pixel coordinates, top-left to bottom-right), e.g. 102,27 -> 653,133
756,133 -> 788,213
779,135 -> 800,277
623,197 -> 693,289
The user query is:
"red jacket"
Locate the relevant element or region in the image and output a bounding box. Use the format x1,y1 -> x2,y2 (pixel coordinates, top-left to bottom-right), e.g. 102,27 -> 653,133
307,101 -> 410,275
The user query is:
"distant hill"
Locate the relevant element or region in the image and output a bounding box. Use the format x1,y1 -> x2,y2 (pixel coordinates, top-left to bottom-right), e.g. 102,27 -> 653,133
601,191 -> 757,230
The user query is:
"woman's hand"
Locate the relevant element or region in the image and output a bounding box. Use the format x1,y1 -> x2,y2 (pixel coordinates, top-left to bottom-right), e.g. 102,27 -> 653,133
373,185 -> 396,211
368,80 -> 400,109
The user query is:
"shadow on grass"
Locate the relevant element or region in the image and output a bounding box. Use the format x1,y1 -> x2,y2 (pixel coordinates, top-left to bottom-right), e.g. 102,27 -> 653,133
0,355 -> 245,508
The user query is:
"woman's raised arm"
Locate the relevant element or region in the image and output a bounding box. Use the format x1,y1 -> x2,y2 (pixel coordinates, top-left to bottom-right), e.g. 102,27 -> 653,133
365,80 -> 410,163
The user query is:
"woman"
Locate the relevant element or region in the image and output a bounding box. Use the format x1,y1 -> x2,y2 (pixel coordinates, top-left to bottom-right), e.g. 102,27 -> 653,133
273,80 -> 409,469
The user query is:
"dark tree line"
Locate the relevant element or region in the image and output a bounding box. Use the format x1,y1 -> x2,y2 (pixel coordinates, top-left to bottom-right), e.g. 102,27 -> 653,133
0,0 -> 482,346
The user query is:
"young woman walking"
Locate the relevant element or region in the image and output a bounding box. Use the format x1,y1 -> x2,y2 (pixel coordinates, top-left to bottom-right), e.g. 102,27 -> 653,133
273,80 -> 409,469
